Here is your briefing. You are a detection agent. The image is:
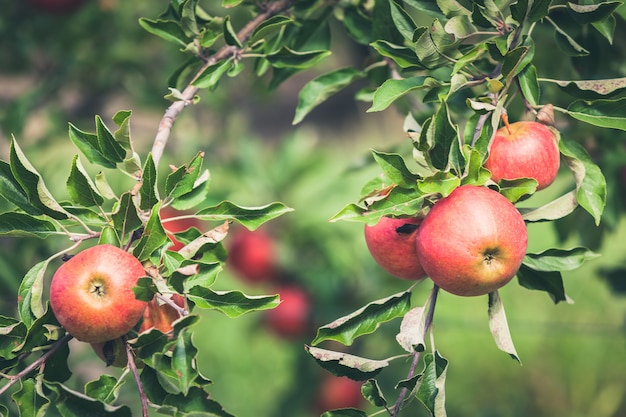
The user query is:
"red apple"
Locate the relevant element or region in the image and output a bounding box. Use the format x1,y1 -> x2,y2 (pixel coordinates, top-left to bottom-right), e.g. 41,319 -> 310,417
227,228 -> 277,284
364,216 -> 426,280
27,0 -> 88,14
49,244 -> 148,343
315,375 -> 364,412
416,185 -> 528,296
161,207 -> 204,252
138,294 -> 186,335
91,338 -> 127,368
265,285 -> 311,338
484,121 -> 560,191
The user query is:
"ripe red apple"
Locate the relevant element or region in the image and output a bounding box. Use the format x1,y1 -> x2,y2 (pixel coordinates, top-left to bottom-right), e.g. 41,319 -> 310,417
138,294 -> 186,335
160,207 -> 204,252
91,338 -> 127,368
49,244 -> 148,343
415,185 -> 528,297
265,285 -> 311,339
484,121 -> 560,191
27,0 -> 88,14
227,228 -> 277,284
364,216 -> 426,280
314,375 -> 364,412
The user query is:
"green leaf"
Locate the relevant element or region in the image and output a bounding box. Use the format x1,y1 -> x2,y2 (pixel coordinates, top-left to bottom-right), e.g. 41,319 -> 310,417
111,192 -> 143,239
18,260 -> 49,327
293,67 -> 365,124
180,0 -> 199,37
192,59 -> 234,90
67,155 -> 105,207
0,212 -> 57,238
68,123 -> 116,169
196,201 -> 293,230
516,264 -> 569,304
0,160 -> 39,215
331,187 -> 426,224
10,138 -> 68,220
488,291 -> 520,363
519,190 -> 578,222
362,379 -> 387,407
139,18 -> 190,47
0,315 -> 27,360
551,20 -> 590,56
510,0 -> 551,23
95,115 -> 126,165
566,1 -> 622,24
502,46 -> 530,84
12,378 -> 50,417
311,291 -> 412,346
368,76 -> 429,112
372,150 -> 420,188
560,97 -> 626,131
523,247 -> 599,272
396,306 -> 427,353
160,386 -> 234,417
266,47 -> 331,69
134,203 -> 168,261
186,287 -> 280,318
172,329 -> 198,395
249,15 -> 293,44
85,375 -> 125,404
43,341 -> 72,383
517,64 -> 540,106
138,154 -> 159,211
112,110 -> 133,150
223,15 -> 242,47
496,178 -> 538,203
165,152 -> 206,199
429,102 -> 462,171
541,77 -> 626,100
48,382 -> 133,417
305,345 -> 390,381
559,139 -> 607,225
415,351 -> 448,417
370,40 -> 423,69
389,0 -> 418,42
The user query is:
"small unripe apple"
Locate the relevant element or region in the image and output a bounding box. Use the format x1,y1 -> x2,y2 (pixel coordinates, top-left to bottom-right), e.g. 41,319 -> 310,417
138,294 -> 186,335
485,121 -> 560,190
227,228 -> 277,284
265,285 -> 311,339
364,216 -> 426,280
416,185 -> 528,297
91,338 -> 127,368
49,244 -> 148,343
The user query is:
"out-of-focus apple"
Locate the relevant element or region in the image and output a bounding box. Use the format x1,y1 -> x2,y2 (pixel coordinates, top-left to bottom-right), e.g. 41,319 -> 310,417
314,374 -> 364,412
138,294 -> 186,335
416,185 -> 528,297
227,227 -> 277,284
265,285 -> 311,339
364,216 -> 427,280
49,244 -> 148,343
485,121 -> 560,191
160,207 -> 204,252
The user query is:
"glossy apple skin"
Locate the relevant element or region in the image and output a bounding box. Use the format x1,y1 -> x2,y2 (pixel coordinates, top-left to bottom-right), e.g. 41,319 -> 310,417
138,294 -> 186,335
485,121 -> 560,191
265,285 -> 311,338
416,185 -> 528,296
364,216 -> 426,280
50,244 -> 148,343
227,228 -> 277,284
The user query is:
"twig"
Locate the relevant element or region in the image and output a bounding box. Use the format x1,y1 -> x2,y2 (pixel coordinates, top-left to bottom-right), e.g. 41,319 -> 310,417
390,285 -> 440,417
0,333 -> 73,397
124,336 -> 149,417
151,0 -> 295,167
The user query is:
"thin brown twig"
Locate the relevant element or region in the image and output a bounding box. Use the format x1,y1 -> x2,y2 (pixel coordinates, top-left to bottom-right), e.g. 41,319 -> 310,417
151,0 -> 295,168
124,336 -> 149,417
0,333 -> 73,397
390,285 -> 440,417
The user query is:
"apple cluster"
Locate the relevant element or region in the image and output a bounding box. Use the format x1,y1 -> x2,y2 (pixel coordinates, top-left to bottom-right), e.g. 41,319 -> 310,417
365,120 -> 560,296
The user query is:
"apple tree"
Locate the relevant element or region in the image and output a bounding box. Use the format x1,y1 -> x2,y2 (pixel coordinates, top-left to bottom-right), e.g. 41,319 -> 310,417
1,1 -> 625,417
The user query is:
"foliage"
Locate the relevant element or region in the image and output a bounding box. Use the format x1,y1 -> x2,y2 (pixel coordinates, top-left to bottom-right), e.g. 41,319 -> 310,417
1,0 -> 625,416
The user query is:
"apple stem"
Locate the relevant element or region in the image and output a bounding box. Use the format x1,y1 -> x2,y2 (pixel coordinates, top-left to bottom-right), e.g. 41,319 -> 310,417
501,111 -> 512,135
390,285 -> 440,417
124,336 -> 150,417
156,293 -> 188,316
0,333 -> 73,397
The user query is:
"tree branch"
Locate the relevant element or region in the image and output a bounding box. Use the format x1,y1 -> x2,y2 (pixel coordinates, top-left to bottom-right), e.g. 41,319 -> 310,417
151,0 -> 295,168
124,336 -> 149,417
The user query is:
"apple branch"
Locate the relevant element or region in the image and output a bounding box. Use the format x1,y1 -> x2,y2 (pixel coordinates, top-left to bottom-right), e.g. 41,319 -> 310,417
0,333 -> 73,397
390,285 -> 440,417
150,0 -> 295,168
124,336 -> 149,417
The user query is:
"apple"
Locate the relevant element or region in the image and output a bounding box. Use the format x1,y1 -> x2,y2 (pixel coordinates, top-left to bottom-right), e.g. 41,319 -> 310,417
415,185 -> 528,297
138,294 -> 186,335
91,338 -> 127,368
484,121 -> 560,191
160,207 -> 204,252
227,228 -> 277,284
314,374 -> 364,412
27,0 -> 88,14
49,244 -> 148,343
364,216 -> 426,280
265,285 -> 311,338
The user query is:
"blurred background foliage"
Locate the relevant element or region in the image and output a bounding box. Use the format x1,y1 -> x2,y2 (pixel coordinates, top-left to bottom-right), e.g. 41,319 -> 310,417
1,1 -> 625,416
